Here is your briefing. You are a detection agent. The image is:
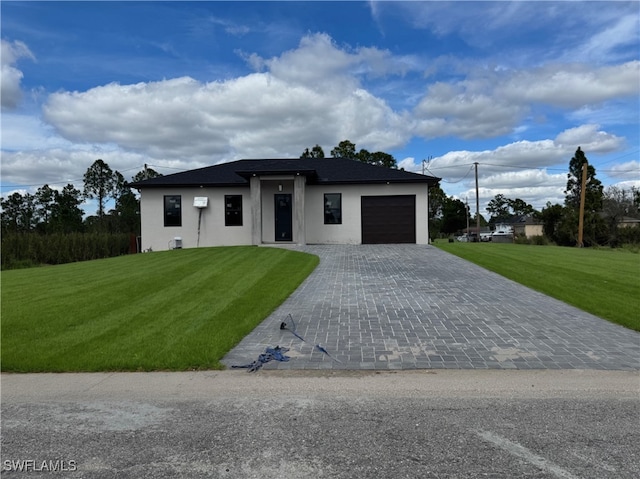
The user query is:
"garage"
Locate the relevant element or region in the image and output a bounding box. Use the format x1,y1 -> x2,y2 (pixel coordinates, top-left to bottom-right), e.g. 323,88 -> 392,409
361,195 -> 416,244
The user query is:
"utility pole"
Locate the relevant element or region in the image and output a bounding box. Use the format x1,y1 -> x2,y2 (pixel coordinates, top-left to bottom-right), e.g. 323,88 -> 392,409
422,156 -> 432,175
465,197 -> 470,239
474,162 -> 480,242
577,161 -> 588,247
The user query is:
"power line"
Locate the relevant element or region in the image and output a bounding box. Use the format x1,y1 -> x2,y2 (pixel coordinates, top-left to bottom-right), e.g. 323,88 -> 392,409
146,164 -> 190,171
0,177 -> 86,189
426,164 -> 474,183
424,162 -> 477,170
0,164 -> 148,189
482,162 -> 567,172
427,160 -> 639,182
597,150 -> 640,166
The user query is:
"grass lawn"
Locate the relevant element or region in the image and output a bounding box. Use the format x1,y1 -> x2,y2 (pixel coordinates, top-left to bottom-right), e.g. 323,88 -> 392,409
434,241 -> 640,332
1,246 -> 319,372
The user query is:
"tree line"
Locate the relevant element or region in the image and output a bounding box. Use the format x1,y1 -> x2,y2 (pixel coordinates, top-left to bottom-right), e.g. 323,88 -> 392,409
302,142 -> 639,246
3,145 -> 638,269
428,147 -> 640,247
301,140 -> 397,168
1,160 -> 160,269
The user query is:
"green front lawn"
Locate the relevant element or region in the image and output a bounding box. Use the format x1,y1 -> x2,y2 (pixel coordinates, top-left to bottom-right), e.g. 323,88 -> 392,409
434,241 -> 640,331
1,246 -> 319,372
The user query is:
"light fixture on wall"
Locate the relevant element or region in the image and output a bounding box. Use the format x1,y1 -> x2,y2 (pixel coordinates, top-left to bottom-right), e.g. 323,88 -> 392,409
278,183 -> 283,192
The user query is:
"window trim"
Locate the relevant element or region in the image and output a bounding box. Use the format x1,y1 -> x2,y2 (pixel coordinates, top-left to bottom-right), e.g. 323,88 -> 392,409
324,193 -> 342,225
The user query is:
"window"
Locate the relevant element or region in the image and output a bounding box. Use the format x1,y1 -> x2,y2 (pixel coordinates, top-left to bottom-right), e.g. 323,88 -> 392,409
225,195 -> 243,226
164,195 -> 182,227
324,193 -> 342,224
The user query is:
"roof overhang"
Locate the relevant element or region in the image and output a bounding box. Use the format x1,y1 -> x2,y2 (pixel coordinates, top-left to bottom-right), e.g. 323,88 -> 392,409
235,168 -> 318,181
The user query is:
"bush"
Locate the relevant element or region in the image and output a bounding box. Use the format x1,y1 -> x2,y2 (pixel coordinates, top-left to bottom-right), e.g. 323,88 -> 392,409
531,235 -> 549,246
513,234 -> 549,246
616,224 -> 640,245
1,232 -> 132,270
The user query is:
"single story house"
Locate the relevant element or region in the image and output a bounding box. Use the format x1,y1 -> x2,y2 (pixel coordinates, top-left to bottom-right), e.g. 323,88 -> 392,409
131,158 -> 440,251
618,216 -> 640,228
509,216 -> 544,238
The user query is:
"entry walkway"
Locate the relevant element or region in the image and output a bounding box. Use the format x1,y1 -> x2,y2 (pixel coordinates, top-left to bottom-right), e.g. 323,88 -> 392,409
221,245 -> 639,370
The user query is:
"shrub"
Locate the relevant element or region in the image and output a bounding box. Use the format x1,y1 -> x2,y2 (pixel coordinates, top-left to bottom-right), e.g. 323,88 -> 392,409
1,232 -> 132,270
531,235 -> 549,245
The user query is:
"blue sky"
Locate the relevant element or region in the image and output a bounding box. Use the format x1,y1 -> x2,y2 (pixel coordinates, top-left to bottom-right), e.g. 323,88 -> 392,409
2,1 -> 639,217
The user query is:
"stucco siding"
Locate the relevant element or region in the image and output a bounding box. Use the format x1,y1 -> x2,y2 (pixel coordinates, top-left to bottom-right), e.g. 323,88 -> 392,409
305,184 -> 429,245
139,187 -> 251,251
140,182 -> 430,250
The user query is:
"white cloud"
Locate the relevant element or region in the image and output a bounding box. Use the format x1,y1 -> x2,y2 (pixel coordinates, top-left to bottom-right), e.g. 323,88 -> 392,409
3,26 -> 637,218
611,179 -> 640,192
1,39 -> 35,110
503,61 -> 640,109
553,124 -> 624,153
43,34 -> 411,163
413,81 -> 526,139
431,125 -> 623,176
372,2 -> 639,66
425,125 -> 628,213
261,33 -> 358,88
480,169 -> 564,190
606,161 -> 640,182
411,62 -> 639,140
1,114 -> 73,151
0,148 -> 157,189
567,13 -> 640,63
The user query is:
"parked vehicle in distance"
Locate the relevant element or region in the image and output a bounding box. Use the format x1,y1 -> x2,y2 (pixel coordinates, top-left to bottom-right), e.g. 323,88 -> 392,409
457,232 -> 491,242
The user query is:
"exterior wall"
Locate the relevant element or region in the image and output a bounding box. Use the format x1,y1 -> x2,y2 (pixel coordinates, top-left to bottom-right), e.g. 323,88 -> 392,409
619,218 -> 640,228
140,182 -> 430,250
304,183 -> 430,244
139,187 -> 251,251
513,223 -> 544,238
524,224 -> 543,237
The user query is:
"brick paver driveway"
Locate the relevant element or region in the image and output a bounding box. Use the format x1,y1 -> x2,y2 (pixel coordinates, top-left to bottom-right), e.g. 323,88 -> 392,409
222,245 -> 639,370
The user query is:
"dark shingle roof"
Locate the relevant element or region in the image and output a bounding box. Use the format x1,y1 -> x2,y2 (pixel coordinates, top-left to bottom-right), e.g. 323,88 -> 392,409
131,158 -> 440,188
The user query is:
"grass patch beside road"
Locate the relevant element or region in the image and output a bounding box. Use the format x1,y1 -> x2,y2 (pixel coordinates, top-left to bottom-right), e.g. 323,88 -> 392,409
1,246 -> 319,372
434,241 -> 639,331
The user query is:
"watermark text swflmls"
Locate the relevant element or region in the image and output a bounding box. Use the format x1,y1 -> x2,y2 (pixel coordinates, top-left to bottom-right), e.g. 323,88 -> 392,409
3,459 -> 77,473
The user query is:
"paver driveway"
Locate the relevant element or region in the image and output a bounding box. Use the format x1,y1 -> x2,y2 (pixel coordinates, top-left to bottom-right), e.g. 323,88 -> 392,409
222,245 -> 639,371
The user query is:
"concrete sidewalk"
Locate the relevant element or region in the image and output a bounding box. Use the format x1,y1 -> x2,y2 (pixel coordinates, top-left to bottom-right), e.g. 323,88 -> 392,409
222,244 -> 640,371
2,369 -> 638,402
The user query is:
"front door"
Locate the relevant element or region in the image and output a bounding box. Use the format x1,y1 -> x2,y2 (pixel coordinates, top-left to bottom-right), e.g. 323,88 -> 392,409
274,194 -> 293,241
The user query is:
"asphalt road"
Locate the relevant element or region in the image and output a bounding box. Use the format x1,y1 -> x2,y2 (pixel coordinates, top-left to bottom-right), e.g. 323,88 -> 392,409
2,370 -> 638,479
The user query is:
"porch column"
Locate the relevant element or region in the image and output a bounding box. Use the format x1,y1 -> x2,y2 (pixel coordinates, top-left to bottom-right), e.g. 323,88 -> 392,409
250,175 -> 262,245
294,174 -> 306,245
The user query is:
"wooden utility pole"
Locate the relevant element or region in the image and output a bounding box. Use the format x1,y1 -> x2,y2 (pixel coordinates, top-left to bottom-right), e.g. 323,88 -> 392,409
466,197 -> 470,238
577,161 -> 588,247
474,162 -> 480,242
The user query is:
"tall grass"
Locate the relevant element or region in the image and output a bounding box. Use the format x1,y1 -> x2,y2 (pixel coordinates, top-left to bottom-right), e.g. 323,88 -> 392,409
434,241 -> 640,331
1,246 -> 319,372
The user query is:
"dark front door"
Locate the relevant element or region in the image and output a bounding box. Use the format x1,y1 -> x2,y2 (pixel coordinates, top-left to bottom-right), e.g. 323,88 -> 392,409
274,194 -> 293,241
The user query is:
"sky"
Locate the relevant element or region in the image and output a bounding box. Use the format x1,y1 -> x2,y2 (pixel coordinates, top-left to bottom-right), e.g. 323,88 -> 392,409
1,0 -> 639,218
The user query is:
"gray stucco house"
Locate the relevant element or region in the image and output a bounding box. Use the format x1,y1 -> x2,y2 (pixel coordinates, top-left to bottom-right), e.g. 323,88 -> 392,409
131,157 -> 440,251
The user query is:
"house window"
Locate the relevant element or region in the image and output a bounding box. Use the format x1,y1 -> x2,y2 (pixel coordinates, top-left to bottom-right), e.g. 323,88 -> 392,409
225,195 -> 243,226
164,195 -> 182,227
324,193 -> 342,224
